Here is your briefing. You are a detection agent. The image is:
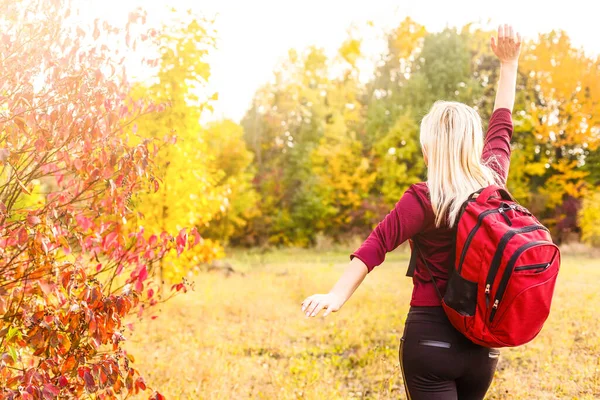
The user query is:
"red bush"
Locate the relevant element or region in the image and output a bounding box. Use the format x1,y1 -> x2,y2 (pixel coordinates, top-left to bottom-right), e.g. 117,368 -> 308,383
0,1 -> 195,398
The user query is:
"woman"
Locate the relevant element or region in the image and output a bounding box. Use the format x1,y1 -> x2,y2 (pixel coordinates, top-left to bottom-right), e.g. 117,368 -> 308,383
301,24 -> 521,399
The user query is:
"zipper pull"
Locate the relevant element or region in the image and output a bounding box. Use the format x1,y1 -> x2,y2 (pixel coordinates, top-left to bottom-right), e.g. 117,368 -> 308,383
492,299 -> 499,309
485,284 -> 490,294
485,284 -> 491,307
498,208 -> 512,226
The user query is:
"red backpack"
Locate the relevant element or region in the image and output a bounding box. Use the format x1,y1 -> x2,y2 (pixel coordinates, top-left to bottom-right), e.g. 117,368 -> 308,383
409,185 -> 561,348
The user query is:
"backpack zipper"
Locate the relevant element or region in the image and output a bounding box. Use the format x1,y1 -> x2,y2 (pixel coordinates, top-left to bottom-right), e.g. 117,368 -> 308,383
489,240 -> 551,322
514,262 -> 550,272
485,225 -> 549,308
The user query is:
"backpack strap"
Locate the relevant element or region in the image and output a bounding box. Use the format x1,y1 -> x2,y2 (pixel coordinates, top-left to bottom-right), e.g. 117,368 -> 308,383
406,240 -> 417,277
408,239 -> 443,301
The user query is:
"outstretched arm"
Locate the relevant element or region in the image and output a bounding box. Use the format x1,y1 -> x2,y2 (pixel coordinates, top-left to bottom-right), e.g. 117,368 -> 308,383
491,24 -> 521,112
301,258 -> 368,318
301,186 -> 428,318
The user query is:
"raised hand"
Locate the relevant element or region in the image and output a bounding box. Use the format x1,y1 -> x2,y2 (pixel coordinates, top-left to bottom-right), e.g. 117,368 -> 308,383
491,24 -> 521,65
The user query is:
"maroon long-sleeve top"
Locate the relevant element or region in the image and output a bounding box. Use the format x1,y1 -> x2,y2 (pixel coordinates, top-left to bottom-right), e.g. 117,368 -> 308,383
351,108 -> 514,306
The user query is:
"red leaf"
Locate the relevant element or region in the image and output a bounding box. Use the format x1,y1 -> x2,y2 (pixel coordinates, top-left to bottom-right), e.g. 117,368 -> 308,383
190,227 -> 202,247
34,139 -> 47,153
58,375 -> 68,387
135,376 -> 146,391
17,228 -> 28,245
149,391 -> 166,400
147,288 -> 154,299
176,228 -> 187,256
83,371 -> 97,393
103,232 -> 118,251
135,279 -> 143,293
138,266 -> 148,281
27,215 -> 41,226
76,215 -> 93,231
42,383 -> 60,398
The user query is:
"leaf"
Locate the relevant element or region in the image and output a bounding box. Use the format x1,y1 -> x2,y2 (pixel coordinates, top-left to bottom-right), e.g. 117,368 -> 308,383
83,371 -> 97,393
42,383 -> 60,399
13,116 -> 27,132
6,326 -> 20,342
8,345 -> 18,362
103,231 -> 118,250
76,215 -> 93,231
149,392 -> 166,400
135,376 -> 147,391
27,215 -> 41,226
58,375 -> 69,387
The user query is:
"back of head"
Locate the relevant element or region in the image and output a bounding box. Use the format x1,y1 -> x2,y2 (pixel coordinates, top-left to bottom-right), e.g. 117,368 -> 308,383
420,101 -> 499,228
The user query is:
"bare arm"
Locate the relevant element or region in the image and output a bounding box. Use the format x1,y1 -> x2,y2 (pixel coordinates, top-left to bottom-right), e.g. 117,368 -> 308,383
491,24 -> 522,112
302,257 -> 368,317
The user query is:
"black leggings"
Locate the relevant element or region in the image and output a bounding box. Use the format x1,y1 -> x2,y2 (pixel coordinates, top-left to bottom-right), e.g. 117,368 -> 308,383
399,306 -> 499,400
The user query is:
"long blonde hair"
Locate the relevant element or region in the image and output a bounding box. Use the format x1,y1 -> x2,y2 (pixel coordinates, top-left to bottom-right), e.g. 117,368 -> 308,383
420,101 -> 501,227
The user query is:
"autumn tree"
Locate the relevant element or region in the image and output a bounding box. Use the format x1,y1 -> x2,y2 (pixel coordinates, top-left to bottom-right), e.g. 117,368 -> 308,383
201,119 -> 260,246
241,19 -> 599,245
516,30 -> 600,235
130,11 -> 227,281
0,1 -> 199,398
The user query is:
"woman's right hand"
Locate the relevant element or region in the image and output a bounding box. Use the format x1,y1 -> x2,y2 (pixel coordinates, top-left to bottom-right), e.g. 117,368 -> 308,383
301,292 -> 345,317
491,24 -> 521,65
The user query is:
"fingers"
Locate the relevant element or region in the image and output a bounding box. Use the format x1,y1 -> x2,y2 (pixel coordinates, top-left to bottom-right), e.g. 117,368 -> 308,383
301,296 -> 314,313
310,302 -> 326,317
516,32 -> 522,45
304,297 -> 321,317
498,24 -> 504,39
490,36 -> 497,53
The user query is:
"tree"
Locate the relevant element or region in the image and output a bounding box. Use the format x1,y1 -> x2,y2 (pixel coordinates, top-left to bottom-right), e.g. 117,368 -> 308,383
579,190 -> 600,246
309,36 -> 377,240
517,30 -> 600,230
242,47 -> 332,246
130,11 -> 225,281
201,120 -> 260,245
0,1 -> 200,397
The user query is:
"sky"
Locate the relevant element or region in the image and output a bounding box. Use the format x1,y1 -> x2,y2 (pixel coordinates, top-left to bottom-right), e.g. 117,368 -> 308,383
76,0 -> 599,123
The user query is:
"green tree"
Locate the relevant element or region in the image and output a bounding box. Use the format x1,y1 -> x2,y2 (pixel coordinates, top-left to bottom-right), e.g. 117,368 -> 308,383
202,120 -> 260,245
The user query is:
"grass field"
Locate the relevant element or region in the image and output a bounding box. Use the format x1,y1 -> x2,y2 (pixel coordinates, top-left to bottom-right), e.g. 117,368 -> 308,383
125,247 -> 600,399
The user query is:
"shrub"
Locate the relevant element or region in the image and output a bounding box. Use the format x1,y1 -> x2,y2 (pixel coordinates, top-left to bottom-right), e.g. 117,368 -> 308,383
0,1 -> 200,398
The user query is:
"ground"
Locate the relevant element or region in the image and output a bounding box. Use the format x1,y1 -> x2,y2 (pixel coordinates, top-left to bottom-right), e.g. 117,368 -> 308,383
124,247 -> 600,399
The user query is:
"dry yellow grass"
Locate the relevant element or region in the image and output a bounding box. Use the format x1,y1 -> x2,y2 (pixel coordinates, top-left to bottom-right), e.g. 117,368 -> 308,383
124,248 -> 600,399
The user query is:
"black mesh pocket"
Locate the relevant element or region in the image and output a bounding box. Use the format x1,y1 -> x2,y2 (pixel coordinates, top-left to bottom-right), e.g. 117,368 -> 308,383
443,268 -> 478,316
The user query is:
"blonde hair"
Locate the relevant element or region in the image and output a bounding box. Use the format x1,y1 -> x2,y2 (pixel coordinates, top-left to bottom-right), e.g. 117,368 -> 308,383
420,101 -> 500,227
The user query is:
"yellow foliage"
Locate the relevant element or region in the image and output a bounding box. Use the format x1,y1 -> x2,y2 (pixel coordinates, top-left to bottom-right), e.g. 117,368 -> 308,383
579,190 -> 600,246
127,11 -> 226,279
161,238 -> 225,282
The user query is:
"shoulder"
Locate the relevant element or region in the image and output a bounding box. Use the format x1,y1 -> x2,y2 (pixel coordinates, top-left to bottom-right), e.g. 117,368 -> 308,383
405,183 -> 444,232
404,182 -> 432,215
407,182 -> 430,203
